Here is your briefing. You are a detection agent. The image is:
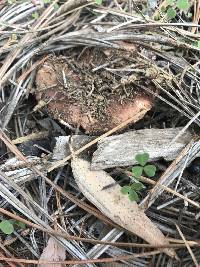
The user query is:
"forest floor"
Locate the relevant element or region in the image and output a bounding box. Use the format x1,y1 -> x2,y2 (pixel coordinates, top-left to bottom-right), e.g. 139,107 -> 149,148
0,0 -> 200,266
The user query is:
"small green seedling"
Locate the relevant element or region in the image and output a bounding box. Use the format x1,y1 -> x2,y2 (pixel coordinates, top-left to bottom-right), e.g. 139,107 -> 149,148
7,0 -> 14,4
95,0 -> 102,5
166,0 -> 190,19
121,152 -> 156,202
0,220 -> 26,235
132,153 -> 156,178
176,0 -> 190,10
32,12 -> 39,19
155,0 -> 191,20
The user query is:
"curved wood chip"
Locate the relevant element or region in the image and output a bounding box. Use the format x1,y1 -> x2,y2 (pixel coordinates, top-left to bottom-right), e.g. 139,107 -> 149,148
71,157 -> 176,259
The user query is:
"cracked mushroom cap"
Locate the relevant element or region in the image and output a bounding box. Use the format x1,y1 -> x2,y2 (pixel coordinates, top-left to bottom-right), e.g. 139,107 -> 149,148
35,49 -> 153,133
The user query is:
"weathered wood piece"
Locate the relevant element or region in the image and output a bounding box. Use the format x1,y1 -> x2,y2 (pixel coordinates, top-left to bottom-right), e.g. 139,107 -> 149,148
91,128 -> 192,170
52,135 -> 94,160
0,156 -> 43,185
71,157 -> 176,259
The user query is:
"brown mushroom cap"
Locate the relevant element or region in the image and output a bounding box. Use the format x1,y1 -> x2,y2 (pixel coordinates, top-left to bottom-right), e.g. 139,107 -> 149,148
35,49 -> 153,133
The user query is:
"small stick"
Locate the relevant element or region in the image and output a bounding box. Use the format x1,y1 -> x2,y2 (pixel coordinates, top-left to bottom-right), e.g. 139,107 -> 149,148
0,250 -> 162,265
17,55 -> 49,83
175,224 -> 199,267
12,131 -> 49,144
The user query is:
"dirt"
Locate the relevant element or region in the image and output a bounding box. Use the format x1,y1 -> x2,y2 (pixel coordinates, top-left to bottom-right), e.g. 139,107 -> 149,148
36,48 -> 154,133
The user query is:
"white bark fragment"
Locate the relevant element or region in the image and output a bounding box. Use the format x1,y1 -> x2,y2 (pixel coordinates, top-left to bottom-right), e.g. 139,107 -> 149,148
52,135 -> 94,160
0,156 -> 43,185
91,128 -> 192,170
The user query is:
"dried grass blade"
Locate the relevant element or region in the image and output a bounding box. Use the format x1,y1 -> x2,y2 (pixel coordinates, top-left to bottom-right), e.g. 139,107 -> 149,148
175,224 -> 199,267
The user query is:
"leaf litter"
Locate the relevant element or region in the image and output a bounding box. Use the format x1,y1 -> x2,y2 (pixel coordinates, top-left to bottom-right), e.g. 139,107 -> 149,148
0,0 -> 199,266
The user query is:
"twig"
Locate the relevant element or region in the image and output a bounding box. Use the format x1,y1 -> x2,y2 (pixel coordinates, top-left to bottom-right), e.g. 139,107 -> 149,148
17,55 -> 49,83
170,110 -> 200,145
0,250 -> 162,265
12,131 -> 49,144
175,224 -> 199,267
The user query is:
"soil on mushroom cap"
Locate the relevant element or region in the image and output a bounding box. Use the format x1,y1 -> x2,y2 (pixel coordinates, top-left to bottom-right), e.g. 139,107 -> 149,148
36,48 -> 153,133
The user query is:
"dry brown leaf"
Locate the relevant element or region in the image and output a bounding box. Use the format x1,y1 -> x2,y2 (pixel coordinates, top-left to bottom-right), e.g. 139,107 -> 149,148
38,237 -> 66,267
71,157 -> 177,259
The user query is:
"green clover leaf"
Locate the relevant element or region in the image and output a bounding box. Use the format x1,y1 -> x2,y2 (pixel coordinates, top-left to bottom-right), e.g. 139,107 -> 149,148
161,6 -> 166,12
167,7 -> 176,18
128,189 -> 139,201
144,165 -> 156,177
132,166 -> 143,178
176,0 -> 190,10
131,182 -> 145,191
0,220 -> 14,235
135,153 -> 149,166
14,221 -> 26,229
121,152 -> 156,202
95,0 -> 102,5
32,12 -> 39,19
121,186 -> 131,195
121,186 -> 139,201
54,3 -> 59,10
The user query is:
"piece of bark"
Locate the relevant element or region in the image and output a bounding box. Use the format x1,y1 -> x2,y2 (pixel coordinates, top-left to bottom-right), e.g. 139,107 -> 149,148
52,136 -> 70,160
52,135 -> 94,160
38,237 -> 66,267
91,128 -> 192,170
71,157 -> 176,259
0,156 -> 43,185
